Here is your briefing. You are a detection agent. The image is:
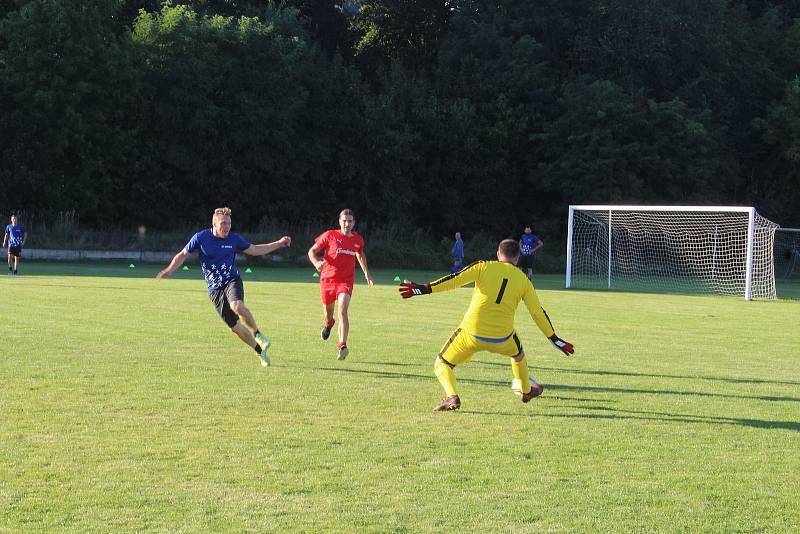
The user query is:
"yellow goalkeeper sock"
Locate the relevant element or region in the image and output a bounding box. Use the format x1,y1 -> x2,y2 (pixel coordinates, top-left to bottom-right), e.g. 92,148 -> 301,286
434,359 -> 458,398
511,355 -> 531,393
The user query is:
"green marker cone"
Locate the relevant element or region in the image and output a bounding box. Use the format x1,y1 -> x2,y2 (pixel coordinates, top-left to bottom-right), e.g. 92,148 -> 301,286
182,265 -> 189,271
313,272 -> 320,278
128,263 -> 135,269
393,275 -> 401,282
245,268 -> 253,273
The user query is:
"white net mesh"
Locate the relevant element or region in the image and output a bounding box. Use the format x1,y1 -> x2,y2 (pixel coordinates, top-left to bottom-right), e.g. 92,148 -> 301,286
774,229 -> 800,280
568,207 -> 779,299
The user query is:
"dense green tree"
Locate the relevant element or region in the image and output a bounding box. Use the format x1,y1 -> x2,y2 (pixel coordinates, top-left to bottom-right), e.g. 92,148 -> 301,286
0,0 -> 141,225
3,0 -> 800,239
753,77 -> 800,223
351,0 -> 456,72
533,78 -> 735,206
130,3 -> 311,226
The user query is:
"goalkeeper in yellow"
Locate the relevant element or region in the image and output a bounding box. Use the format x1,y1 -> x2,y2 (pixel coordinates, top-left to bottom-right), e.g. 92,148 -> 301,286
399,239 -> 574,412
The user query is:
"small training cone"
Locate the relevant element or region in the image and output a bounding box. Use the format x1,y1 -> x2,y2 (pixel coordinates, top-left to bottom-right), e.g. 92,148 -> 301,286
245,268 -> 253,273
313,272 -> 319,278
128,263 -> 135,269
393,275 -> 401,282
182,266 -> 189,271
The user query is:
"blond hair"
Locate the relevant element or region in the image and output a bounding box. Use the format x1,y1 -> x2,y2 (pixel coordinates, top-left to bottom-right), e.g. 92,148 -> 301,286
212,207 -> 232,221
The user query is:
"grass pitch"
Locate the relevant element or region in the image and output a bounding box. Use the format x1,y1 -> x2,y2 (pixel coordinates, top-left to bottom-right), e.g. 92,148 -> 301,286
1,264 -> 799,532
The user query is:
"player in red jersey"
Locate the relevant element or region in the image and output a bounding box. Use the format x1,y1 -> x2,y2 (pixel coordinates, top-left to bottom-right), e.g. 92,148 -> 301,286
307,209 -> 374,360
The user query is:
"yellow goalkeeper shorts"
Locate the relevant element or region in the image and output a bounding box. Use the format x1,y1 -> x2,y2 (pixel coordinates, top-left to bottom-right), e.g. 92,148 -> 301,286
438,328 -> 523,366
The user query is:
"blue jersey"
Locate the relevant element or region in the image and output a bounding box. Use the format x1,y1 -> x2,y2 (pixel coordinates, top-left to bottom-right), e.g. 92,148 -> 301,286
185,229 -> 251,291
520,233 -> 540,256
451,239 -> 464,262
5,224 -> 25,247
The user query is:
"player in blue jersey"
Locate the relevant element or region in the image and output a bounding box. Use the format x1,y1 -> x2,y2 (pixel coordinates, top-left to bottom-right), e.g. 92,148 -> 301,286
519,226 -> 543,280
4,214 -> 27,276
156,207 -> 291,368
451,232 -> 464,273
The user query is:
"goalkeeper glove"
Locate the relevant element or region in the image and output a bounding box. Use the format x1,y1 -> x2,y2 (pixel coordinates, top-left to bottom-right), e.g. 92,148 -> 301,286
549,334 -> 574,356
399,281 -> 432,299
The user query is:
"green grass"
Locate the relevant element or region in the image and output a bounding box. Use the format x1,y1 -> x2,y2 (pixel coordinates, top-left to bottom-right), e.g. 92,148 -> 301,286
1,263 -> 799,532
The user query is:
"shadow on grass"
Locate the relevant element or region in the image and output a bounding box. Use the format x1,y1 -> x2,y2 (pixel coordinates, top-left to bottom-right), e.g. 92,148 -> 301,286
9,262 -> 469,287
318,367 -> 800,403
466,405 -> 800,431
17,281 -> 202,293
474,360 -> 800,387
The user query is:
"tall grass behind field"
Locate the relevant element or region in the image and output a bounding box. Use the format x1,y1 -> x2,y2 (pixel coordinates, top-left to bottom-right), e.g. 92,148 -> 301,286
1,266 -> 798,532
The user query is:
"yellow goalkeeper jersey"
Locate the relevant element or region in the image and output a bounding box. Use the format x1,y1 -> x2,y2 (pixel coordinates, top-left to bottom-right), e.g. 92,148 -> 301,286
430,260 -> 555,340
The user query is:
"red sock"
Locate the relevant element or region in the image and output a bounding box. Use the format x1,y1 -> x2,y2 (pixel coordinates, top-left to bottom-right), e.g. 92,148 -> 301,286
326,319 -> 335,328
338,341 -> 347,349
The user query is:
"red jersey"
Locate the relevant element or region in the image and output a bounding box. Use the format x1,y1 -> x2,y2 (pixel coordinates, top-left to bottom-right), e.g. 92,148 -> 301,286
314,230 -> 365,283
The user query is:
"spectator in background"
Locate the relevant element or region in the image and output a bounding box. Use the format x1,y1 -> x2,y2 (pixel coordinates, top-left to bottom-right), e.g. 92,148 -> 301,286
519,226 -> 543,280
451,232 -> 465,273
4,213 -> 26,276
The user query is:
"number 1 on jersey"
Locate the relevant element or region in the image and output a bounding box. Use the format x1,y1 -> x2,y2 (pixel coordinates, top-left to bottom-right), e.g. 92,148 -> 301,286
495,278 -> 508,303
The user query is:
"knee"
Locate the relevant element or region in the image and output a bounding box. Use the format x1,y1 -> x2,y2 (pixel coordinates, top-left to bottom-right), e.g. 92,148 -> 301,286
434,355 -> 453,371
230,300 -> 245,315
512,350 -> 526,363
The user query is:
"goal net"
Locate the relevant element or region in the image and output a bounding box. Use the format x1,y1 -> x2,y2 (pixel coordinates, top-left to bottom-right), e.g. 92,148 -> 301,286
774,228 -> 800,280
566,205 -> 779,300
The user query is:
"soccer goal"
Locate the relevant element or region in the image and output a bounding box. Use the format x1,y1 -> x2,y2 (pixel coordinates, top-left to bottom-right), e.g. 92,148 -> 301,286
774,228 -> 800,280
565,205 -> 779,300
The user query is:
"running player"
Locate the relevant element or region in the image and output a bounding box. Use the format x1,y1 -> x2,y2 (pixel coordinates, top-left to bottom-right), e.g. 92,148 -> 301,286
307,208 -> 374,360
399,238 -> 574,411
156,207 -> 291,367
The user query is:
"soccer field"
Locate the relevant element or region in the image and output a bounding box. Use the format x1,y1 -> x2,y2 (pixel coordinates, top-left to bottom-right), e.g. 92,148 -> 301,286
1,264 -> 799,532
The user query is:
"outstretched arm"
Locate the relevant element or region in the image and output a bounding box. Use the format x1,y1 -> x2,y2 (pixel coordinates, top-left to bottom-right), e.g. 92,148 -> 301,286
244,236 -> 291,256
399,261 -> 482,298
355,251 -> 374,287
156,249 -> 190,280
522,286 -> 574,356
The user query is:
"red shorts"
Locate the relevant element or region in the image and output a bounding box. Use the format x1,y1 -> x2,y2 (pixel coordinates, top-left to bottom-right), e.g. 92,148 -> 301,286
320,279 -> 354,305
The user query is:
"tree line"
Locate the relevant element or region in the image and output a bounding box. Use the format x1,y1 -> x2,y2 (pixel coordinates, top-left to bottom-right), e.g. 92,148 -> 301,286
1,0 -> 799,245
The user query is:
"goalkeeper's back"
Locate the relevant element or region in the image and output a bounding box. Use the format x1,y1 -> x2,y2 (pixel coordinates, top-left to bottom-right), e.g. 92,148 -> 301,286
429,260 -> 555,339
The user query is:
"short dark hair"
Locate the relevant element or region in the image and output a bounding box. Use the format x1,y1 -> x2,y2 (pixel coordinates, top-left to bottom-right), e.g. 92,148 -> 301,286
498,239 -> 520,258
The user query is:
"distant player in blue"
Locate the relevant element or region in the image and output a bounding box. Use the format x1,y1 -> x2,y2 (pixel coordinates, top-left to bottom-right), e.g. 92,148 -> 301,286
156,207 -> 291,368
519,226 -> 543,280
451,232 -> 464,273
4,213 -> 26,276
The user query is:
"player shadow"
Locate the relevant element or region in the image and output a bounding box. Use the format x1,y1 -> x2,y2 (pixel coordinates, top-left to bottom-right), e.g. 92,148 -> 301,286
539,382 -> 800,403
26,282 -> 201,293
357,361 -> 423,368
473,360 -> 800,387
466,405 -> 800,432
317,367 -> 430,382
318,367 -> 800,403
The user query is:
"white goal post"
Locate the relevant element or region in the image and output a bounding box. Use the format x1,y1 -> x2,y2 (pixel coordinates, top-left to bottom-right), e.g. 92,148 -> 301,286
565,205 -> 779,300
